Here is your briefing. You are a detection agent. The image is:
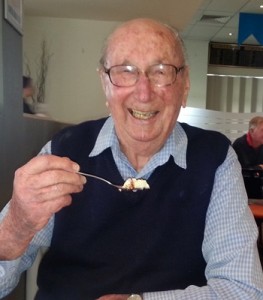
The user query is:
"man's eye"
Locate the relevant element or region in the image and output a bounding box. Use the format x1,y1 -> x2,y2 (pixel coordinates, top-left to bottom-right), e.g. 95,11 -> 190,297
153,69 -> 166,76
120,68 -> 137,76
123,69 -> 133,73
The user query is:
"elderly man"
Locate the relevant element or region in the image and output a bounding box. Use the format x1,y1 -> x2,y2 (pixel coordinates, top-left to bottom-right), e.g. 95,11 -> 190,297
1,18 -> 263,300
233,116 -> 263,169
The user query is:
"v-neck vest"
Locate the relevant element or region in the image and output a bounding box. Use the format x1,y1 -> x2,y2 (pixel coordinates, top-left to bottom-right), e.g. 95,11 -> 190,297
36,119 -> 230,300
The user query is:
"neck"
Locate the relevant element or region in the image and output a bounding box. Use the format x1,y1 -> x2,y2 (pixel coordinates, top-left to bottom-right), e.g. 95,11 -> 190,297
120,139 -> 163,172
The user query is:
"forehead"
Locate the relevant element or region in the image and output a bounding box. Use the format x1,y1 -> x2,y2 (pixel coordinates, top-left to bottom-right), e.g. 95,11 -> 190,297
105,20 -> 183,66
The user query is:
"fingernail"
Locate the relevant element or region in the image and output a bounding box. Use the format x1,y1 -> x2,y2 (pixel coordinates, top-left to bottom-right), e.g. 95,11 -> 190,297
81,176 -> 87,184
73,163 -> 80,172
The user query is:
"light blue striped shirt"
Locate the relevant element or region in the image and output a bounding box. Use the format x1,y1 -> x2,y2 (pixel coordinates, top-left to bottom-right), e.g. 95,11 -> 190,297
1,117 -> 263,299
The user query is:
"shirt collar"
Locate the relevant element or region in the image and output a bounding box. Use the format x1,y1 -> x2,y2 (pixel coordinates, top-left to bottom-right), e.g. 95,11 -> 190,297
90,116 -> 187,169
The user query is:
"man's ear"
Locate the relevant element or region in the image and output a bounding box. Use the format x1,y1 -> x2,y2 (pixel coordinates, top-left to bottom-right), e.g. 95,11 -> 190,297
98,68 -> 107,94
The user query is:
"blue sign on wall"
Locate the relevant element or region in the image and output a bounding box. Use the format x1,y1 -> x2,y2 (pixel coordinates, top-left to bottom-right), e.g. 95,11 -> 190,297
238,13 -> 263,45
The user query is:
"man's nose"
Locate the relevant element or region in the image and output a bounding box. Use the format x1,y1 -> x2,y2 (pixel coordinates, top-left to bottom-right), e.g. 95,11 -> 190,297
133,73 -> 152,102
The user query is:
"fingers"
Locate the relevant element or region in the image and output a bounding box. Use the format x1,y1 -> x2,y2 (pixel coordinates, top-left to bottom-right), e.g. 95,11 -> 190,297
19,155 -> 80,176
14,155 -> 86,200
32,179 -> 85,203
18,169 -> 86,199
10,155 -> 87,233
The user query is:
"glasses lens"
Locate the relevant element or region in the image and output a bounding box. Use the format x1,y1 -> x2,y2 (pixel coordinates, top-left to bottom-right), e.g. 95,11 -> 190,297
109,65 -> 138,87
148,64 -> 177,86
106,64 -> 182,87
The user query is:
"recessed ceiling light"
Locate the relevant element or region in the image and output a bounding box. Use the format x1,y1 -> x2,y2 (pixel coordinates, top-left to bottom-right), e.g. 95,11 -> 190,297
260,5 -> 263,8
229,32 -> 233,36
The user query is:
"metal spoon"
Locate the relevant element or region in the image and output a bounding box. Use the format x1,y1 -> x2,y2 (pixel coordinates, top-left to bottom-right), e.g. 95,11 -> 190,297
77,171 -> 133,191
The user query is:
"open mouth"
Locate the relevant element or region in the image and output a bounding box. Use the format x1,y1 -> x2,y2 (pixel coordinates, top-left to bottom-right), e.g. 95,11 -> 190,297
129,109 -> 158,120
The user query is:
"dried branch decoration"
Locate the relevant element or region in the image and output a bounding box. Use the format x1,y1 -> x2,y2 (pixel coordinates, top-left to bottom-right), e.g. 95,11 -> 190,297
32,39 -> 53,103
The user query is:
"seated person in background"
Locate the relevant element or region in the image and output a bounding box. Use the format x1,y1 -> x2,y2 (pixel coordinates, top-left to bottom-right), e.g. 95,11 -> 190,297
0,18 -> 263,300
232,116 -> 263,169
23,76 -> 35,114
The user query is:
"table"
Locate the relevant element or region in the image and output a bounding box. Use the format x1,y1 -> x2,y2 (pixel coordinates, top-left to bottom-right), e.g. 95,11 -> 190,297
249,203 -> 263,219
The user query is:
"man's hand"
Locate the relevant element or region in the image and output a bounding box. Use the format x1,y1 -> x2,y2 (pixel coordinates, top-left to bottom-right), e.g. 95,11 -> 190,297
0,155 -> 86,259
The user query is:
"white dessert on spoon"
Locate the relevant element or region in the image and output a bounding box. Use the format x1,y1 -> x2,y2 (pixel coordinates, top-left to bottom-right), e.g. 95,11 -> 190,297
122,178 -> 150,191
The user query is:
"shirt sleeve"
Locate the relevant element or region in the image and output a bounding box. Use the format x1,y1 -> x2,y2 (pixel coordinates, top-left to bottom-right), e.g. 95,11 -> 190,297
0,141 -> 53,299
143,146 -> 263,300
1,143 -> 263,299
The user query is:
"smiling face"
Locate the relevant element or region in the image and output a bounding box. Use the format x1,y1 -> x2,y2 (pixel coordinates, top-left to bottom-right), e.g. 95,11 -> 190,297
100,19 -> 190,154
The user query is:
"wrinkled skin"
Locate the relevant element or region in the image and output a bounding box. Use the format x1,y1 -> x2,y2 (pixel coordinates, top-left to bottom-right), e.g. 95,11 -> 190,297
97,18 -> 190,299
0,155 -> 86,259
100,18 -> 190,172
0,18 -> 190,300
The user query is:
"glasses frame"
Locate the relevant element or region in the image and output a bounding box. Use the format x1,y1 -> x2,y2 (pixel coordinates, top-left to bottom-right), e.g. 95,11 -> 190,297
103,64 -> 185,87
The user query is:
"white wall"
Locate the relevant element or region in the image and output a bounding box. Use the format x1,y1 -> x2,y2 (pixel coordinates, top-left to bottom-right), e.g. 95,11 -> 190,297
184,39 -> 209,108
23,17 -> 209,124
206,65 -> 263,113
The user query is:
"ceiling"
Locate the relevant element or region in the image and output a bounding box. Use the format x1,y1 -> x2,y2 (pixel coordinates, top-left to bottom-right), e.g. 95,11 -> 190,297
24,0 -> 263,45
184,0 -> 263,44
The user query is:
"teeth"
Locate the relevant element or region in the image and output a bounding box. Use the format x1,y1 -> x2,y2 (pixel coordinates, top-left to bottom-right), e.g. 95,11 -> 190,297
131,109 -> 156,120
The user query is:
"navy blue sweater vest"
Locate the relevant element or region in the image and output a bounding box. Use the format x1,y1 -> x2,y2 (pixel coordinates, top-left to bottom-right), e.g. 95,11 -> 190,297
36,118 -> 230,300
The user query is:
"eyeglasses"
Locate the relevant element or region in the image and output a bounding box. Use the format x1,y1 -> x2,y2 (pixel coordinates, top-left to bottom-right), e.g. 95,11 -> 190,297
103,64 -> 185,87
